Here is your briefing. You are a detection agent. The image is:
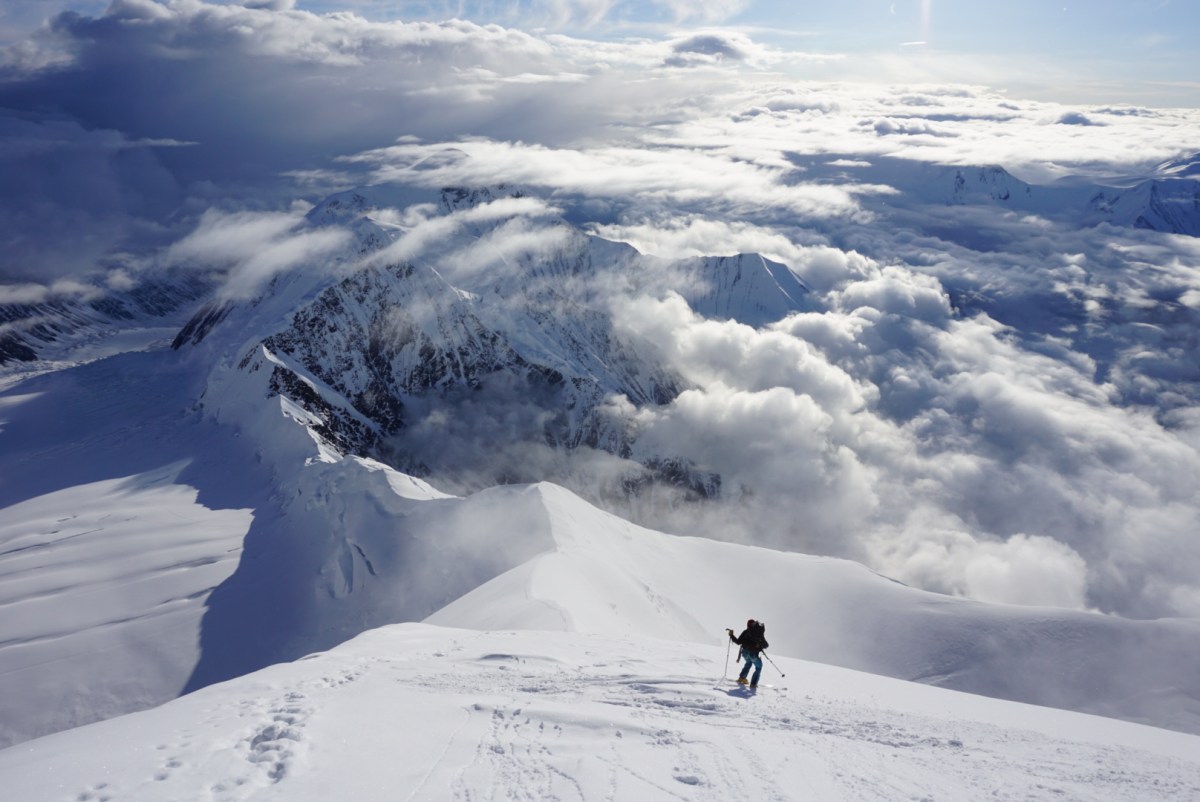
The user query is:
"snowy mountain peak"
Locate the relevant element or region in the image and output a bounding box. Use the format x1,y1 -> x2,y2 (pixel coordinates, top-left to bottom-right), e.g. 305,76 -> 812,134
429,480 -> 1200,734
305,184 -> 438,228
949,164 -> 1031,204
676,252 -> 814,327
1086,179 -> 1200,236
438,183 -> 533,215
306,189 -> 375,227
1155,152 -> 1200,180
170,184 -> 817,508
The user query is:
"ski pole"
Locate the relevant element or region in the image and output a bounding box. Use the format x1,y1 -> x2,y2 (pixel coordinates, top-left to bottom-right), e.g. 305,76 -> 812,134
762,651 -> 786,678
723,633 -> 732,680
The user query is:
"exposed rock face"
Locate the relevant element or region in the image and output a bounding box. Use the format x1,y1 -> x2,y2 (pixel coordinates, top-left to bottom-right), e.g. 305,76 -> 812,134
175,186 -> 808,505
1087,179 -> 1200,237
2,272 -> 213,366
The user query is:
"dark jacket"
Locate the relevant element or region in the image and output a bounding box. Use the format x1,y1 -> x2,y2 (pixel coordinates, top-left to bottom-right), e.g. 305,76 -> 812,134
731,622 -> 768,654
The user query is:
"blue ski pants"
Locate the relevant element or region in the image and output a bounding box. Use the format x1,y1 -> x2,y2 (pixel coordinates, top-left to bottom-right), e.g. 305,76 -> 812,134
739,650 -> 763,685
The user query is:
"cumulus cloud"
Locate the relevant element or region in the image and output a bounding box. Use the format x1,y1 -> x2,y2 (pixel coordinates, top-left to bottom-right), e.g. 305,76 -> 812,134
606,292 -> 883,552
0,277 -> 103,305
872,526 -> 1091,609
592,238 -> 1200,619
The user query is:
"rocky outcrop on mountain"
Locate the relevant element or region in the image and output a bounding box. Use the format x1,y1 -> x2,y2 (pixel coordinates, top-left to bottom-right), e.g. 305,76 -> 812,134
176,185 -> 812,504
948,166 -> 1029,204
171,301 -> 233,349
1086,177 -> 1200,237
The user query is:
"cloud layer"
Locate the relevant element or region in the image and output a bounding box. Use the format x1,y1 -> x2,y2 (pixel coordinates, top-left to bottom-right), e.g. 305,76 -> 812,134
2,1 -> 1199,620
4,0 -> 1197,282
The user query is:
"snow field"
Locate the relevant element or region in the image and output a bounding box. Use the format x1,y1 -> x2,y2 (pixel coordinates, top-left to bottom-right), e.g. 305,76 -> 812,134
2,625 -> 1198,802
0,357 -> 257,747
0,475 -> 250,745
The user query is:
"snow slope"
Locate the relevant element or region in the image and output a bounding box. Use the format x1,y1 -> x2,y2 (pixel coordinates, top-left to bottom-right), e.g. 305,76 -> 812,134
0,349 -> 263,747
4,339 -> 1200,751
0,335 -> 563,747
429,483 -> 1200,735
2,624 -> 1198,802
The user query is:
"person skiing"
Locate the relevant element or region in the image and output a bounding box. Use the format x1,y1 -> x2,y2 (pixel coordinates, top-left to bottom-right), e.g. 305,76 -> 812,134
726,619 -> 768,688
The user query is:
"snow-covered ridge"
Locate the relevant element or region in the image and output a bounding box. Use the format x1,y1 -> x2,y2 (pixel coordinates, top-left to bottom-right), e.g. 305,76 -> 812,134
429,482 -> 1200,735
821,154 -> 1200,237
1085,179 -> 1200,236
168,340 -> 1200,736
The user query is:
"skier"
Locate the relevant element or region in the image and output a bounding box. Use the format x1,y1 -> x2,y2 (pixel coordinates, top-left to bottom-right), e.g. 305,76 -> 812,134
726,619 -> 768,688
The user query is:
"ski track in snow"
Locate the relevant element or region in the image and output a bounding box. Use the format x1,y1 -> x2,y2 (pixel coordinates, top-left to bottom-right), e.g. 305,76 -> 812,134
422,659 -> 1193,802
17,627 -> 1196,802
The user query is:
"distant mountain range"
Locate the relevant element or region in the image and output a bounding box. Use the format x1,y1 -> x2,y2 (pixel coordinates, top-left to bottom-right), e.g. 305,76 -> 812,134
0,272 -> 211,367
813,151 -> 1200,235
5,153 -> 1197,371
5,158 -> 1197,511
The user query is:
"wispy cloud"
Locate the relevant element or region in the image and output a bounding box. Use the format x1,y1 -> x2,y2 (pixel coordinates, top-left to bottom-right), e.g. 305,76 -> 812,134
295,0 -> 749,30
166,208 -> 352,299
341,139 -> 871,221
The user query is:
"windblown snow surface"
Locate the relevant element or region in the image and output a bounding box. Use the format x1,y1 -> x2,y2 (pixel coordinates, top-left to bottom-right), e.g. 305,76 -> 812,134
3,625 -> 1200,801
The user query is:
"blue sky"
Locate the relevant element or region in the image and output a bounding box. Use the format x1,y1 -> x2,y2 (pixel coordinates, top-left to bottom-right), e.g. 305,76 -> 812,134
2,1 -> 1196,105
303,0 -> 1200,105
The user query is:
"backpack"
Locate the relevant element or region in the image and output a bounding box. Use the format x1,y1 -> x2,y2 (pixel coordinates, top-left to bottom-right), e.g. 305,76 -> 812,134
748,622 -> 769,652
